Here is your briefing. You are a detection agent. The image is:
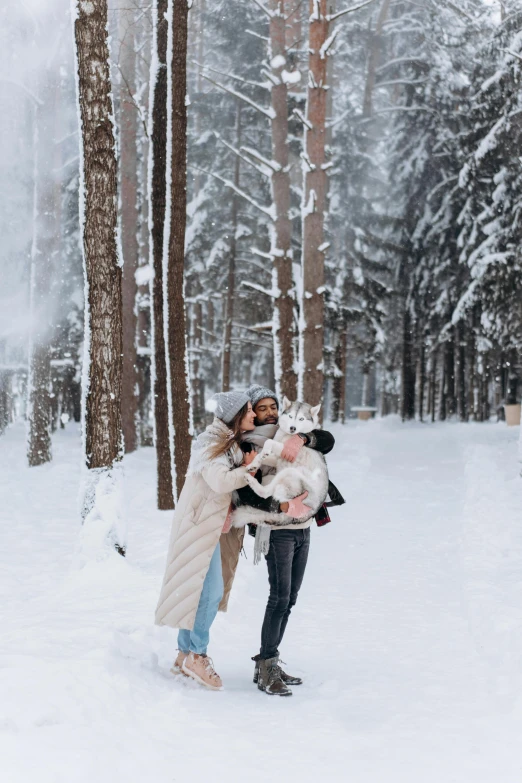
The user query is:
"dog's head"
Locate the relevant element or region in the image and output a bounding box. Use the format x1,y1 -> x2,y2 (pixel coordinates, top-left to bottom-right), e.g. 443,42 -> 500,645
278,397 -> 321,435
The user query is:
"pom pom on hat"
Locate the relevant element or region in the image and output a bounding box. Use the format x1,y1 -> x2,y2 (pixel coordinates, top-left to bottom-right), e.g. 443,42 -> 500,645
206,390 -> 250,424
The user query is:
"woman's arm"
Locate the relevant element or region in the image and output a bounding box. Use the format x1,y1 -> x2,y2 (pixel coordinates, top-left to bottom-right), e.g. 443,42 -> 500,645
201,461 -> 249,494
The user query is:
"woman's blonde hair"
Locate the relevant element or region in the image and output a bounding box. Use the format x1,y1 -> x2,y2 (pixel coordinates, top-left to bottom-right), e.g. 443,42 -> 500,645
208,402 -> 250,461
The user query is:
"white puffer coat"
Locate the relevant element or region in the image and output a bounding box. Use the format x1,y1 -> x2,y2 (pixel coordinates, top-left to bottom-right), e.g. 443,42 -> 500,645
155,420 -> 250,630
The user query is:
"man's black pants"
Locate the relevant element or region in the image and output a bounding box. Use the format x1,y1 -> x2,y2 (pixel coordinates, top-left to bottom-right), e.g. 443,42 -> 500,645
260,527 -> 310,659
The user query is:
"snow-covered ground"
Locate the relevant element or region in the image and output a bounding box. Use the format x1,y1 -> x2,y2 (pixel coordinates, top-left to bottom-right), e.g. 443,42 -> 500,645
2,418 -> 522,782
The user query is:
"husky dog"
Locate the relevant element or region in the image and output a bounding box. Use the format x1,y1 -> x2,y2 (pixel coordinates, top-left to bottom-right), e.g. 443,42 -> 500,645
231,397 -> 329,528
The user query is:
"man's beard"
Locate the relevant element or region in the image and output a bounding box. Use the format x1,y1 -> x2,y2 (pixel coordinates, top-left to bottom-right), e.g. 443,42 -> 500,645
254,415 -> 278,427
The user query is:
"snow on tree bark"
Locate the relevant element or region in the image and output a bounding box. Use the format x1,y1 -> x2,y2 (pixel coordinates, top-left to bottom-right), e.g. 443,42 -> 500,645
72,0 -> 125,554
269,0 -> 297,400
164,0 -> 192,500
149,0 -> 174,509
221,102 -> 241,393
119,7 -> 140,454
299,0 -> 330,407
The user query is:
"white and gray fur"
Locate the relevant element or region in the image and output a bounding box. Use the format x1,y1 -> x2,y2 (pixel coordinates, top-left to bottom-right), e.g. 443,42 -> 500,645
231,397 -> 329,528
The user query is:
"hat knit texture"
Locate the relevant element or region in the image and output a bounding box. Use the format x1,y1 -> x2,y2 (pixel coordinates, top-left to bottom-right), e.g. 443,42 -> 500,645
207,390 -> 250,424
246,384 -> 279,409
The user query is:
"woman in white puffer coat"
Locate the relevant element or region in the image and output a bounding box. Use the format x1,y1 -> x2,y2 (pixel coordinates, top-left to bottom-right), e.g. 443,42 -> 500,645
155,390 -> 257,691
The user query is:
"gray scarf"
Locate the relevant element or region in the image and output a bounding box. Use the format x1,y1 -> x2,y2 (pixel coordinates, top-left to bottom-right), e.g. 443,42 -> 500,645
242,423 -> 279,565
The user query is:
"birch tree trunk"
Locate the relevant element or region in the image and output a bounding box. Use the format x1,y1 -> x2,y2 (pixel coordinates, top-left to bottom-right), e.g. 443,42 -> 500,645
119,7 -> 139,453
164,0 -> 192,500
73,0 -> 125,552
149,0 -> 174,509
269,0 -> 297,399
299,0 -> 329,407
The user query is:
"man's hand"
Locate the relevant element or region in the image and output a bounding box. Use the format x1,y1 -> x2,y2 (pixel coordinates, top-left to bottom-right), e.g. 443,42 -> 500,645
281,434 -> 305,462
286,491 -> 309,519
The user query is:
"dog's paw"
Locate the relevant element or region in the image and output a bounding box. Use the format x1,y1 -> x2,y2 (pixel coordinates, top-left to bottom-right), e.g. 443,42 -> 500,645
261,440 -> 274,456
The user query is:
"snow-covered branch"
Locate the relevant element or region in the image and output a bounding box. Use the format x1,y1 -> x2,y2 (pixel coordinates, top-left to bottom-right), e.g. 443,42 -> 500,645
215,134 -> 273,179
241,146 -> 282,173
191,60 -> 270,91
326,0 -> 376,23
240,280 -> 279,298
201,73 -> 276,119
250,0 -> 275,18
293,108 -> 313,130
189,165 -> 276,219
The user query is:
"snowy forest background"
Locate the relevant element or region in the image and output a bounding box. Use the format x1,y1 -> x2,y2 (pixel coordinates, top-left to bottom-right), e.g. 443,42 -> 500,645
1,0 -> 521,514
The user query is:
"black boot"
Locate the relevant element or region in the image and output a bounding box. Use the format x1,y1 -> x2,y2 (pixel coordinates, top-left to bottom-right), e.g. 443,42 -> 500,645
252,654 -> 302,686
257,657 -> 293,696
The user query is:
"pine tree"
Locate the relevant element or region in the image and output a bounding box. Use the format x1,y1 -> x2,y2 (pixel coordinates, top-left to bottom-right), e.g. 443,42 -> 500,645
119,6 -> 140,454
72,0 -> 125,553
149,0 -> 174,508
164,0 -> 192,500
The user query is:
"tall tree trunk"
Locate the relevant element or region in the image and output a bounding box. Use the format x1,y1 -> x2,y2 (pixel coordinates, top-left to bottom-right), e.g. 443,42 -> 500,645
330,327 -> 346,423
221,102 -> 241,392
362,0 -> 391,117
269,0 -> 297,399
188,0 -> 205,424
190,296 -> 204,430
445,337 -> 455,417
73,0 -> 125,552
299,0 -> 330,407
149,0 -> 174,509
417,338 -> 425,422
361,366 -> 370,407
119,7 -> 140,453
439,344 -> 447,421
455,322 -> 466,421
467,326 -> 477,421
430,349 -> 437,422
0,370 -> 10,435
27,76 -> 59,467
401,309 -> 415,420
164,0 -> 192,500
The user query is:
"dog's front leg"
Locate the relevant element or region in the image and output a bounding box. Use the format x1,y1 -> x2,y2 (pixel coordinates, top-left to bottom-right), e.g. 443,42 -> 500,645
245,472 -> 272,498
247,439 -> 281,472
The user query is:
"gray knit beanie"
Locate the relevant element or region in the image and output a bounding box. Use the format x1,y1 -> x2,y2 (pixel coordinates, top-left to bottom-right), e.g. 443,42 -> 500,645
247,384 -> 279,409
206,390 -> 250,424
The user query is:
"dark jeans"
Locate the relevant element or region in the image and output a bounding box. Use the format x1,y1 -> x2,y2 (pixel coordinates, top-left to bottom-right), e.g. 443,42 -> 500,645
260,527 -> 310,659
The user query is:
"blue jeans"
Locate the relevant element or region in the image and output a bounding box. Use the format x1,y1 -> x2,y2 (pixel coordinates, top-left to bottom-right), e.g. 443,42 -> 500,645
177,541 -> 224,655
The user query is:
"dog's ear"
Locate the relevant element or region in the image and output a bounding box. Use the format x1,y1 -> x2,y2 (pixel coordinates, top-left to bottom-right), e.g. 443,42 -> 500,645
282,395 -> 292,412
310,403 -> 321,421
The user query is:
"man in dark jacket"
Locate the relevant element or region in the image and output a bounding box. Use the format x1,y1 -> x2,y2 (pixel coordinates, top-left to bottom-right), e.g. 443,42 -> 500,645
235,384 -> 342,697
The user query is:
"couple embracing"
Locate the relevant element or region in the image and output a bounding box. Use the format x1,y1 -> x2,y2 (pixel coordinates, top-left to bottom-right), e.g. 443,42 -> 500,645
155,384 -> 344,697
